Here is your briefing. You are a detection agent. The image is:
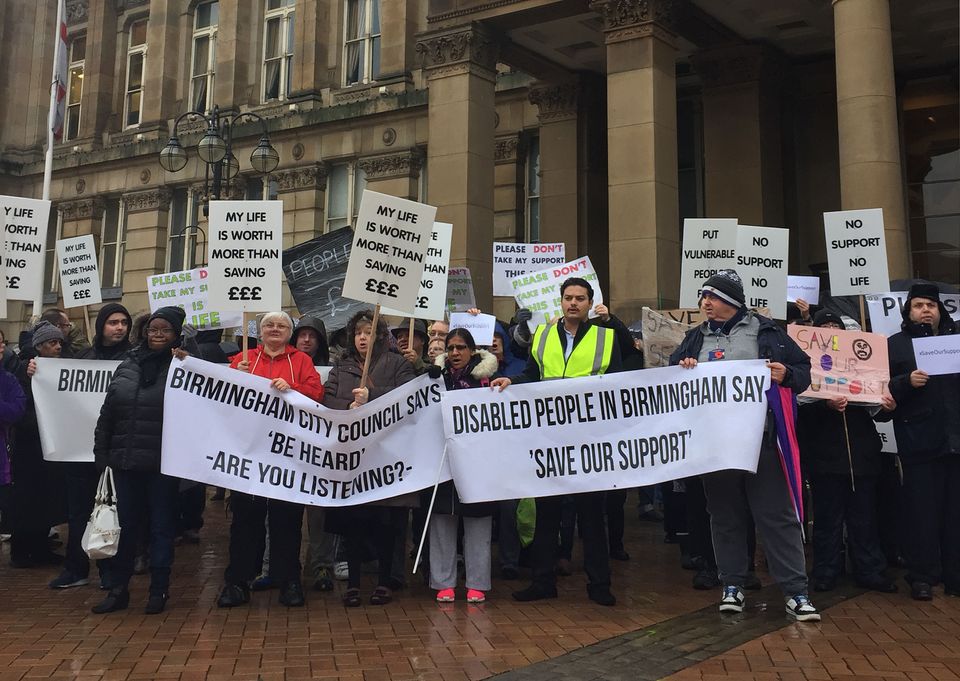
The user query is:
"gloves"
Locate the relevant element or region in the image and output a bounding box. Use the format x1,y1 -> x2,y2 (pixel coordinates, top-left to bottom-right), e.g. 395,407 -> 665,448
513,308 -> 533,347
427,365 -> 442,379
181,323 -> 198,339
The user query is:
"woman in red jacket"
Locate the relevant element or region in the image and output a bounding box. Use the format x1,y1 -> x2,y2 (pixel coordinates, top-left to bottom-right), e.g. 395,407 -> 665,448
217,311 -> 323,609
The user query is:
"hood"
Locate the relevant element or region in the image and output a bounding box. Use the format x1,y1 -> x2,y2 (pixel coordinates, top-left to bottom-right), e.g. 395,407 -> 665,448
435,348 -> 498,379
494,321 -> 509,343
93,303 -> 132,350
294,315 -> 328,342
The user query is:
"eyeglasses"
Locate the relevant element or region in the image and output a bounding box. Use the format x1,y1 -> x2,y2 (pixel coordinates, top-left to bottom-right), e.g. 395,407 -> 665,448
446,344 -> 469,352
56,322 -> 73,330
146,327 -> 176,336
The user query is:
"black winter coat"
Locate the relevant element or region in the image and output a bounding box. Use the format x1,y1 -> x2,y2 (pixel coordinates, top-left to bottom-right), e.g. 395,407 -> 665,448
797,402 -> 883,477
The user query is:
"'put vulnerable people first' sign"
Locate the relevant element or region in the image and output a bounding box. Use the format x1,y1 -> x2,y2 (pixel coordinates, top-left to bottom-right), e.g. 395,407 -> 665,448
823,208 -> 889,296
56,235 -> 102,307
679,218 -> 738,309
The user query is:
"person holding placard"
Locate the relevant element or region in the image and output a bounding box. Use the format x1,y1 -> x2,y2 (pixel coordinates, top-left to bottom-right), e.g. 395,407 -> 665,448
881,283 -> 960,601
392,319 -> 429,374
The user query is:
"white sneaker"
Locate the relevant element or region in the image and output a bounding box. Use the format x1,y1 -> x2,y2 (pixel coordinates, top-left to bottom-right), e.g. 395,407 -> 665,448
333,561 -> 349,581
786,594 -> 821,622
719,585 -> 745,613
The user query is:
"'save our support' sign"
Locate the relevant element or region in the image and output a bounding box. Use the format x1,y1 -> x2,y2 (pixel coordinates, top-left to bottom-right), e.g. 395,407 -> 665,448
446,267 -> 477,313
442,360 -> 771,503
735,225 -> 789,319
207,200 -> 283,311
492,242 -> 566,297
32,358 -> 121,462
161,358 -> 451,506
343,190 -> 436,312
380,222 -> 452,320
823,208 -> 889,296
2,195 -> 50,301
510,256 -> 603,327
679,218 -> 738,309
788,326 -> 889,405
147,267 -> 242,330
56,235 -> 102,307
865,291 -> 960,337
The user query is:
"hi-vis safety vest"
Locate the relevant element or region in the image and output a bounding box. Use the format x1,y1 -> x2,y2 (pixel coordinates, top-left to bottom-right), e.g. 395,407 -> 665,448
531,323 -> 614,379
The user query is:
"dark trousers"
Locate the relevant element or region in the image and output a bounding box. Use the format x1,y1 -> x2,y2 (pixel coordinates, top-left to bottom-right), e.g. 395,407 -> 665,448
345,507 -> 405,589
558,496 -> 576,560
605,489 -> 627,553
810,474 -> 888,584
64,463 -> 100,577
225,493 -> 304,584
109,470 -> 179,595
901,456 -> 960,589
531,492 -> 610,590
177,483 -> 206,533
498,499 -> 521,569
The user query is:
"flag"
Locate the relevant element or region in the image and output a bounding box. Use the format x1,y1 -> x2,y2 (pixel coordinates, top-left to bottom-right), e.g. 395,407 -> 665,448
766,383 -> 805,534
51,0 -> 68,141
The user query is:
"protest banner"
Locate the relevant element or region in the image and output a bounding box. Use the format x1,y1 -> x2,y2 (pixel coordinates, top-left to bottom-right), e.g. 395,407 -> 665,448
381,222 -> 452,320
146,267 -> 242,330
823,208 -> 889,296
56,235 -> 102,308
735,225 -> 789,319
679,218 -> 738,309
32,358 -> 121,462
913,334 -> 960,376
788,325 -> 889,404
448,312 -> 495,345
492,242 -> 565,297
865,291 -> 960,336
787,275 -> 820,305
446,267 -> 477,313
442,360 -> 770,503
161,358 -> 450,506
2,195 -> 51,302
510,256 -> 603,327
207,200 -> 284,311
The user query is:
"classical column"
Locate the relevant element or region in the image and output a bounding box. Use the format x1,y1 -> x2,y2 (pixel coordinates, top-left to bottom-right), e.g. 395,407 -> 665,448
273,163 -> 328,246
215,0 -> 256,108
121,188 -> 172,311
140,0 -> 182,130
78,0 -> 118,141
416,23 -> 498,307
833,0 -> 908,278
592,0 -> 680,319
290,0 -> 329,101
358,149 -> 423,201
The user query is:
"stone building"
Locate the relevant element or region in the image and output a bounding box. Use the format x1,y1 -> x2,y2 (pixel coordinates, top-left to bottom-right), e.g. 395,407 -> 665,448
0,0 -> 956,330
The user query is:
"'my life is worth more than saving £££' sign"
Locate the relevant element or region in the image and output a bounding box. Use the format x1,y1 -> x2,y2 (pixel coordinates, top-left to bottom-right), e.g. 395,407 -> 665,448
2,195 -> 51,302
56,235 -> 102,307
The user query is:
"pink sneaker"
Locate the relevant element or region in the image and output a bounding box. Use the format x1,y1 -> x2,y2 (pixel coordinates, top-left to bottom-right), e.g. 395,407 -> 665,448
436,588 -> 455,602
466,589 -> 486,603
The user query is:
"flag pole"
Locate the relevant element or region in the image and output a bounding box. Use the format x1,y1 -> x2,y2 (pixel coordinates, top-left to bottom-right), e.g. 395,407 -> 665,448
39,0 -> 66,313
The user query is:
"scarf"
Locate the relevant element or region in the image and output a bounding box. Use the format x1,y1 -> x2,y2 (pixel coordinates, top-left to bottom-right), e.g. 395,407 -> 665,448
136,341 -> 179,387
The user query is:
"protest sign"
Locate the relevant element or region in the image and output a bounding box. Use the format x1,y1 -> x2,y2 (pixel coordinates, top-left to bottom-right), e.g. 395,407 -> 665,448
2,195 -> 50,302
913,334 -> 960,376
207,200 -> 283,311
161,358 -> 450,506
492,242 -> 565,297
875,421 -> 897,454
442,360 -> 770,503
56,235 -> 102,308
823,208 -> 889,296
865,291 -> 960,336
787,275 -> 820,305
342,191 -> 436,313
735,225 -> 789,319
147,267 -> 242,330
381,222 -> 452,320
510,256 -> 603,327
448,312 -> 495,346
679,218 -> 738,309
32,358 -> 121,462
640,308 -> 696,368
446,267 -> 477,313
788,326 -> 889,404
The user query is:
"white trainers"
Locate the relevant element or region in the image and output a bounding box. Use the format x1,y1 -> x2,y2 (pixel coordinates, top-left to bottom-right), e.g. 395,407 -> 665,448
333,561 -> 349,581
719,585 -> 745,613
786,594 -> 821,622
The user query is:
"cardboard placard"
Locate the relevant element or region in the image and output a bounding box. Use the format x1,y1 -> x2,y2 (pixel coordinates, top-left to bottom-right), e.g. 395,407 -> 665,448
448,312 -> 496,346
147,267 -> 242,330
788,326 -> 890,405
492,242 -> 565,297
446,267 -> 476,313
510,256 -> 603,328
56,235 -> 102,308
735,225 -> 789,319
2,195 -> 51,301
679,218 -> 738,309
787,275 -> 820,305
380,222 -> 452,320
823,208 -> 889,296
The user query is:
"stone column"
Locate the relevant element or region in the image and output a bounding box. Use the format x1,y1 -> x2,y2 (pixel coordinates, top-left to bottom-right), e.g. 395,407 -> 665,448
79,0 -> 119,140
273,163 -> 328,247
359,149 -> 423,201
140,0 -> 181,131
416,23 -> 498,308
379,0 -> 416,83
121,188 -> 172,312
592,0 -> 680,319
833,0 -> 908,278
290,0 -> 330,102
215,0 -> 256,109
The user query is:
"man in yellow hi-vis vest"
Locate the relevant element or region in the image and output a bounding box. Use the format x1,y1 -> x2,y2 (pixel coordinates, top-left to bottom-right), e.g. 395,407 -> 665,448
491,277 -> 621,605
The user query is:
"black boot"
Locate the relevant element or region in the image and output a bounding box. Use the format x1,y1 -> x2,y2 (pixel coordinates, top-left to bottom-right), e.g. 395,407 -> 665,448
217,583 -> 250,608
92,587 -> 130,614
279,580 -> 306,607
145,593 -> 168,615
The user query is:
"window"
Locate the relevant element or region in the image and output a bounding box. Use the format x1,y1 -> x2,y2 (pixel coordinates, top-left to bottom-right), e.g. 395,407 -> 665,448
190,2 -> 218,113
325,162 -> 367,232
167,188 -> 201,271
524,136 -> 540,243
343,0 -> 381,86
44,210 -> 63,293
65,37 -> 85,140
263,0 -> 295,102
100,199 -> 126,288
677,98 -> 704,223
124,20 -> 147,128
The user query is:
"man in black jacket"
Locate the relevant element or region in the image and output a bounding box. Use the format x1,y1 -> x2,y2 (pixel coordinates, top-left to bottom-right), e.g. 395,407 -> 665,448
883,283 -> 960,601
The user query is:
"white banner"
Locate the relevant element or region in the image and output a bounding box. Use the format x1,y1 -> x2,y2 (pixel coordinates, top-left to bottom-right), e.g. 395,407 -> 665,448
824,208 -> 889,296
56,235 -> 102,307
2,195 -> 51,302
380,222 -> 452,320
865,291 -> 960,337
207,200 -> 284,312
161,358 -> 451,506
511,256 -> 604,327
147,267 -> 242,330
787,275 -> 820,305
492,242 -> 565,297
442,361 -> 771,503
32,358 -> 121,462
446,267 -> 476,313
735,225 -> 789,319
679,218 -> 738,309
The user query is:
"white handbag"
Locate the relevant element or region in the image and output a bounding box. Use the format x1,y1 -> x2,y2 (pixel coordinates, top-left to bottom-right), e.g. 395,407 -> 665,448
81,467 -> 121,559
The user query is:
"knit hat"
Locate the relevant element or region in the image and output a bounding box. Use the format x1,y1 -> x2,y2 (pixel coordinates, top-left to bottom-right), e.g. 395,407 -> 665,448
32,320 -> 65,348
148,306 -> 186,336
900,282 -> 941,321
701,269 -> 745,308
812,309 -> 845,328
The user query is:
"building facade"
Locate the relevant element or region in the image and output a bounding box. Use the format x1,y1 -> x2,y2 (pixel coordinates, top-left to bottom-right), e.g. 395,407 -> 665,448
0,0 -> 957,330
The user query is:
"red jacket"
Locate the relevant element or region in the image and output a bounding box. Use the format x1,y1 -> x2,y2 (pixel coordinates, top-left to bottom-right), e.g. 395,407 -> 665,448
230,344 -> 324,402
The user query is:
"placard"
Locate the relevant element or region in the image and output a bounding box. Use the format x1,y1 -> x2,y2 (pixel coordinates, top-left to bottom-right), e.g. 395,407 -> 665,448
875,420 -> 897,454
824,208 -> 889,296
56,235 -> 102,308
679,218 -> 738,309
446,267 -> 476,313
207,200 -> 283,311
492,242 -> 565,297
735,225 -> 789,319
448,312 -> 496,346
147,267 -> 242,330
787,326 -> 890,405
787,275 -> 820,305
510,256 -> 603,328
342,190 -> 436,313
2,195 -> 51,301
381,222 -> 452,320
865,291 -> 960,337
913,334 -> 960,376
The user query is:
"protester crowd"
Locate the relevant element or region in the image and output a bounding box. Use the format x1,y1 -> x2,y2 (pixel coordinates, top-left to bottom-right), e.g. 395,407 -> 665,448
0,273 -> 956,622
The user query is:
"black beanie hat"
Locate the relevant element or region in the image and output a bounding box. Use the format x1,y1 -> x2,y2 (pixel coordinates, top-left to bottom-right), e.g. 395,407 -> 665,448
701,269 -> 746,308
148,306 -> 186,336
813,309 -> 845,328
901,282 -> 941,320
